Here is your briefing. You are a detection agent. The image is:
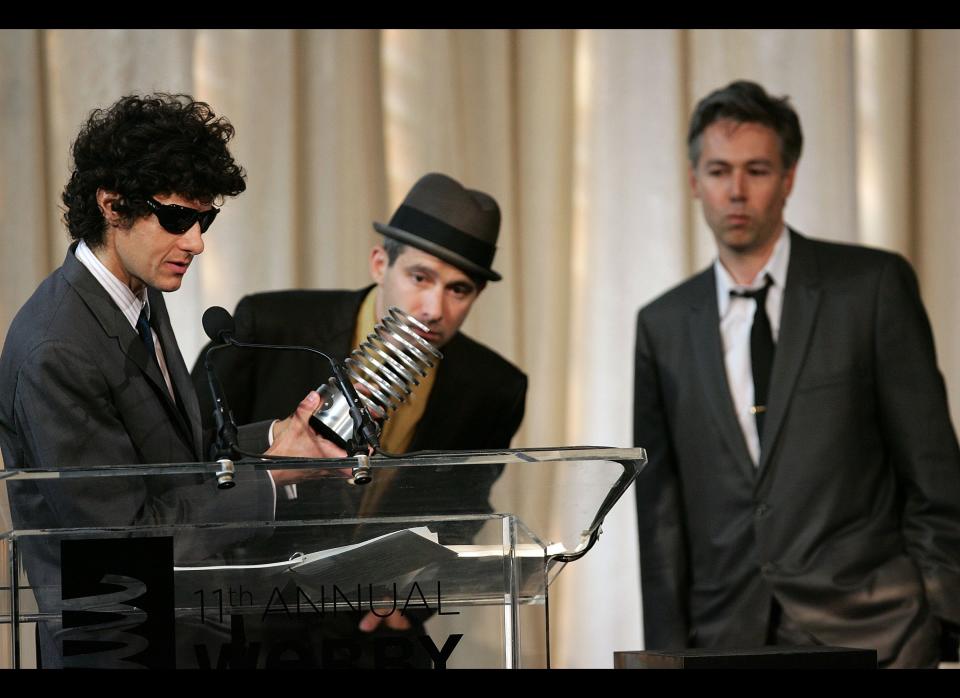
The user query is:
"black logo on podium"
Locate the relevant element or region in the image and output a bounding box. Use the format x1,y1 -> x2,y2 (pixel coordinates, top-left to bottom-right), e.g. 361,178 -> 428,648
60,537 -> 175,668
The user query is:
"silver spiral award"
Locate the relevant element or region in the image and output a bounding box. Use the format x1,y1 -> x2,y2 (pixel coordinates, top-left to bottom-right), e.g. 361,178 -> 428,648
310,306 -> 442,449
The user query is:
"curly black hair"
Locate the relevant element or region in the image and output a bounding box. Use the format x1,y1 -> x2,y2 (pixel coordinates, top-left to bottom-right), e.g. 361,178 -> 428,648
62,93 -> 247,246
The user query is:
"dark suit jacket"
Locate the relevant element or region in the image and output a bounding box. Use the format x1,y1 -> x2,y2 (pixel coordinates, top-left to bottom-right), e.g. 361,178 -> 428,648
191,286 -> 527,453
0,244 -> 274,533
0,245 -> 274,666
633,230 -> 960,667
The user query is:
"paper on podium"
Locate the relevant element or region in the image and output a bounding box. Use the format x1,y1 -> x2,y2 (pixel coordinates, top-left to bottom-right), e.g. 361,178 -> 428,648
173,527 -> 457,607
283,531 -> 552,605
173,529 -> 552,607
285,526 -> 457,589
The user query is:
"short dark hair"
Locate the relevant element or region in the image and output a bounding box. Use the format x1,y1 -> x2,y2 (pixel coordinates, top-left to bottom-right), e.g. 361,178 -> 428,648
382,236 -> 407,266
380,237 -> 487,291
687,80 -> 803,170
62,93 -> 247,246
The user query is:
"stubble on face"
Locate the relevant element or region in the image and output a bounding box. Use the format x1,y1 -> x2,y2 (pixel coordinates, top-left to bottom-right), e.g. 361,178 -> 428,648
369,245 -> 480,349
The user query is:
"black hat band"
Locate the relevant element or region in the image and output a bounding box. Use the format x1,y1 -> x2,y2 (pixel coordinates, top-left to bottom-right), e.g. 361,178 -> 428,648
389,204 -> 497,269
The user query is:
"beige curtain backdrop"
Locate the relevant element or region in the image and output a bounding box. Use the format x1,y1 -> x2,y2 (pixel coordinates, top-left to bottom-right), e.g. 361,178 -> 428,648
1,28 -> 958,668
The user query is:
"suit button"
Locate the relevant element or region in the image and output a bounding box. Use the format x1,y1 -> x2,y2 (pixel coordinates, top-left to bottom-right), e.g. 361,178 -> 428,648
761,562 -> 778,575
755,503 -> 769,518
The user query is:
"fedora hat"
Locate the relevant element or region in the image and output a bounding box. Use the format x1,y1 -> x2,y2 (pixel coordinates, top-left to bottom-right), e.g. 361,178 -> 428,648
373,173 -> 502,282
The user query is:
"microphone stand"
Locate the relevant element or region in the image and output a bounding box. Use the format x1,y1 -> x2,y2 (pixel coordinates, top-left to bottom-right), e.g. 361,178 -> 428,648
204,343 -> 243,489
203,331 -> 382,486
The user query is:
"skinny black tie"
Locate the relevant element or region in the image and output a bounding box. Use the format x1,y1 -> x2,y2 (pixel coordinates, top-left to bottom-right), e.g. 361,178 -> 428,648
731,274 -> 775,437
136,306 -> 158,368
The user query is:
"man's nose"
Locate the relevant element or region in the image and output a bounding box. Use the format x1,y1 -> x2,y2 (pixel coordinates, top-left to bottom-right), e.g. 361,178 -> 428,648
178,223 -> 204,255
419,287 -> 443,320
729,169 -> 746,201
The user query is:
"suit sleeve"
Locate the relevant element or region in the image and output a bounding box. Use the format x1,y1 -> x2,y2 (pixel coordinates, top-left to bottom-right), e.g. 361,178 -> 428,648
874,254 -> 960,626
14,340 -> 274,557
633,309 -> 691,649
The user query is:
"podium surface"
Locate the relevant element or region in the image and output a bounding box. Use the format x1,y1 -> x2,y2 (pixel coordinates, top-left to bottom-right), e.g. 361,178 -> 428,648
0,446 -> 645,668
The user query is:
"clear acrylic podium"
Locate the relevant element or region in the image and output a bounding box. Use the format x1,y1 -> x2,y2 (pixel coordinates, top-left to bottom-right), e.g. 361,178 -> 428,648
0,447 -> 645,669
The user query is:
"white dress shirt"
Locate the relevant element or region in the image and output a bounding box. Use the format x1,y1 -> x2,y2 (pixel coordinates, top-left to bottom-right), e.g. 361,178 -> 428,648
714,227 -> 791,466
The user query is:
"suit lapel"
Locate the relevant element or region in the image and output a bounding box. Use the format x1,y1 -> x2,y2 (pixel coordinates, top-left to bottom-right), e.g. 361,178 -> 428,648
63,248 -> 167,392
310,286 -> 371,362
686,269 -> 756,480
62,248 -> 197,457
757,230 -> 822,475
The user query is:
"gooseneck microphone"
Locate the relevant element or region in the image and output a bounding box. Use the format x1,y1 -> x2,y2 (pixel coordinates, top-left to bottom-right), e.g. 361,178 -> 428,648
201,308 -> 239,454
204,346 -> 240,459
200,307 -> 245,487
200,306 -> 381,455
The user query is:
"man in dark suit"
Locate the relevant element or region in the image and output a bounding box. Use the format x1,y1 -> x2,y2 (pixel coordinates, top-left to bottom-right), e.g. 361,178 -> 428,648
633,80 -> 960,668
0,93 -> 342,667
189,173 -> 527,664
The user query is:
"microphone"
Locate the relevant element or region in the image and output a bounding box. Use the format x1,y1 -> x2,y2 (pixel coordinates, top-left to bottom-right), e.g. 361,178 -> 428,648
333,306 -> 442,446
200,308 -> 242,478
202,305 -> 235,345
329,360 -> 382,450
200,306 -> 382,455
200,307 -> 242,488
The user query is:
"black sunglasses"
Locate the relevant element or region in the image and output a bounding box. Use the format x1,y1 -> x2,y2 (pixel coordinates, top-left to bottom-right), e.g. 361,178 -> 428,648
144,197 -> 220,234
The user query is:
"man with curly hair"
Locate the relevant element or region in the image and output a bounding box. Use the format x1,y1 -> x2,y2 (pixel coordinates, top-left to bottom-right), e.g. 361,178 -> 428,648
0,93 -> 342,668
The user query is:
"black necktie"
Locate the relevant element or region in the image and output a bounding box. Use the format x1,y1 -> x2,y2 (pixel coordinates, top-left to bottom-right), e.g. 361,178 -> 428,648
731,274 -> 775,437
136,306 -> 158,367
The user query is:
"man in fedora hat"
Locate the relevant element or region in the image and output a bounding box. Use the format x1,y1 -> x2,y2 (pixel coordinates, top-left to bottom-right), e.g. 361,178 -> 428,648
188,173 -> 526,667
192,171 -> 525,455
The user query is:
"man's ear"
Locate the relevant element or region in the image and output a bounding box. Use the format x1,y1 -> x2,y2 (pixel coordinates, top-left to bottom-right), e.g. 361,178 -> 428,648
688,164 -> 702,200
96,188 -> 123,225
369,245 -> 388,285
781,164 -> 797,200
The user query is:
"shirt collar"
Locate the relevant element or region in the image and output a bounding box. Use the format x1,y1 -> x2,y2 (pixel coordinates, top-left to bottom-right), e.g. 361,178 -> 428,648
715,225 -> 791,319
75,239 -> 149,330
